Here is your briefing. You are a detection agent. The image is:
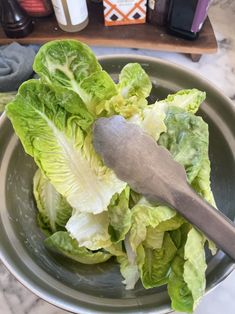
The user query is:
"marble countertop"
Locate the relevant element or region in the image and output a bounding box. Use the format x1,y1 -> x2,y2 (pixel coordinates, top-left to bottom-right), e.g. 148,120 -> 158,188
1,0 -> 235,313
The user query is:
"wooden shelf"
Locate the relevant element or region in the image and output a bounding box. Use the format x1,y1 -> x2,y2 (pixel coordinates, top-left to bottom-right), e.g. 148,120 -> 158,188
0,2 -> 217,61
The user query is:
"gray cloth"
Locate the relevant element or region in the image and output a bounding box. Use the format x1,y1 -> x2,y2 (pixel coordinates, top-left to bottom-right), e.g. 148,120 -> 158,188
0,42 -> 35,92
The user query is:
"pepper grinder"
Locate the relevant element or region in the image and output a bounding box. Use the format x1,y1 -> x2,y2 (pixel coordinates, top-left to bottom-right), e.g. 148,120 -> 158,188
0,0 -> 33,38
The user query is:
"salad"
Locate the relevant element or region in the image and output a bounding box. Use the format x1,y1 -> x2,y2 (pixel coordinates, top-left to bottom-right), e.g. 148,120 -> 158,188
6,40 -> 217,313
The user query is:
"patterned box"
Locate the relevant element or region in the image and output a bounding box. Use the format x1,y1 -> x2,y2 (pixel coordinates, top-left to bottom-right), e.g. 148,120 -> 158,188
103,0 -> 147,26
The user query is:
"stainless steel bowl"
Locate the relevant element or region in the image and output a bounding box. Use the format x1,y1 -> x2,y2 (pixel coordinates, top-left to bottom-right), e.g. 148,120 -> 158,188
0,55 -> 234,314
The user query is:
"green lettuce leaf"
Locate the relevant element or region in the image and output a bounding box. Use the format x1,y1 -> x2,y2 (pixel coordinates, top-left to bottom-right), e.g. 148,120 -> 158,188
158,106 -> 209,183
105,242 -> 125,257
108,187 -> 131,243
129,189 -> 142,209
168,224 -> 206,313
162,89 -> 206,114
66,211 -> 112,250
45,231 -> 112,264
33,169 -> 72,233
184,228 -> 207,310
6,80 -> 125,214
159,105 -> 217,254
156,214 -> 185,232
118,63 -> 152,99
129,199 -> 176,252
138,233 -> 177,289
40,83 -> 94,128
33,40 -> 118,116
78,70 -> 118,115
143,227 -> 164,249
33,40 -> 101,87
37,212 -> 52,237
191,159 -> 216,207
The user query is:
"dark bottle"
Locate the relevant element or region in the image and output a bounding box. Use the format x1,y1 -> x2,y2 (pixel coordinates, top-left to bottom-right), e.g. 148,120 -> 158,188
167,0 -> 211,40
0,0 -> 33,38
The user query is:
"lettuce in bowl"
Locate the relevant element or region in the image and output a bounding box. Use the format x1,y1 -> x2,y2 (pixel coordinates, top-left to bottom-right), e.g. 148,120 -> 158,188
6,39 -> 216,313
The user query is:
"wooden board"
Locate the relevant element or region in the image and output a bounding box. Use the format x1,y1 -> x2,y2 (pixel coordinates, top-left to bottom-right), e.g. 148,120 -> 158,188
0,2 -> 217,56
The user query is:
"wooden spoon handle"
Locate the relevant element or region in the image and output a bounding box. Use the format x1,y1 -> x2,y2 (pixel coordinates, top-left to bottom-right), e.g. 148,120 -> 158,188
174,187 -> 235,260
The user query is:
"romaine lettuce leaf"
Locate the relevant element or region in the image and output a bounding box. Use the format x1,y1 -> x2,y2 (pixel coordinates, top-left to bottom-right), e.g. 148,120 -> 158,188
129,199 -> 176,252
168,224 -> 206,313
162,89 -> 206,114
78,70 -> 118,115
137,233 -> 177,289
143,227 -> 164,249
66,211 -> 112,250
156,214 -> 185,232
108,187 -> 131,243
105,242 -> 125,257
158,105 -> 217,254
45,231 -> 112,264
33,169 -> 72,233
158,106 -> 209,183
40,84 -> 94,128
184,228 -> 207,310
118,63 -> 152,99
33,40 -> 101,87
191,158 -> 216,207
37,212 -> 52,237
33,40 -> 118,116
6,80 -> 125,214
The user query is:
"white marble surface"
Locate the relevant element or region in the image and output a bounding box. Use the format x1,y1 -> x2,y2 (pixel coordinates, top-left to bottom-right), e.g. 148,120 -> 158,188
0,0 -> 235,313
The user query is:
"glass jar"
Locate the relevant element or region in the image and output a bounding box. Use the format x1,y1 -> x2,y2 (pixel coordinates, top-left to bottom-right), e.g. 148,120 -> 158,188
51,0 -> 89,33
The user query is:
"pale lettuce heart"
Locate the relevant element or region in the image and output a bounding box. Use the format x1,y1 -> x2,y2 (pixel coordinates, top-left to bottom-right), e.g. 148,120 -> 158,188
6,80 -> 125,215
117,254 -> 140,290
129,101 -> 167,141
66,211 -> 112,250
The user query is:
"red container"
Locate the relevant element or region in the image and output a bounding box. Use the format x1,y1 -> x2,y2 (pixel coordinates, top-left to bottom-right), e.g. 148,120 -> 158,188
18,0 -> 53,17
